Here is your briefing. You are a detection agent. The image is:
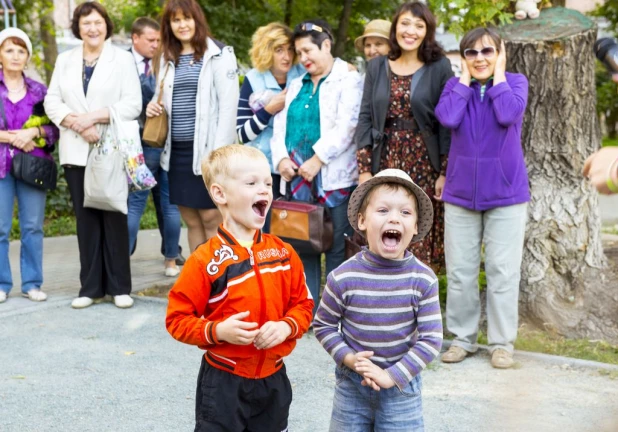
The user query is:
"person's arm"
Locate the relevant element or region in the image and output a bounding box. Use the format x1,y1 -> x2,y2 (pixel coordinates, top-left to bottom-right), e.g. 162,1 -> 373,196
43,53 -> 74,130
280,248 -> 314,338
271,81 -> 295,177
213,47 -> 240,147
486,73 -> 529,128
166,254 -> 219,346
583,146 -> 618,194
313,272 -> 356,366
110,52 -> 142,122
434,76 -> 472,130
354,61 -> 376,152
384,280 -> 443,390
436,60 -> 455,175
312,70 -> 363,164
236,78 -> 274,144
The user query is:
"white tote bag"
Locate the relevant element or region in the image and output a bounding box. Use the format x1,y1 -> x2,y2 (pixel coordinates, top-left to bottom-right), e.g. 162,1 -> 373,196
83,108 -> 129,214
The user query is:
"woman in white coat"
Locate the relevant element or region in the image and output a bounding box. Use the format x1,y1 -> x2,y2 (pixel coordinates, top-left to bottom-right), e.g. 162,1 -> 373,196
146,0 -> 239,252
271,20 -> 363,315
44,1 -> 141,309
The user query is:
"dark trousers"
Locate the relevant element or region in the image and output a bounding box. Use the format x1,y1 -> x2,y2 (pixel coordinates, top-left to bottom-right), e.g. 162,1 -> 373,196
65,166 -> 131,298
263,174 -> 282,234
195,357 -> 292,432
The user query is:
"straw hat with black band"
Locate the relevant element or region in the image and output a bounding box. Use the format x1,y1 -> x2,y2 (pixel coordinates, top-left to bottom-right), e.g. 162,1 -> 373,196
354,19 -> 391,53
347,169 -> 434,244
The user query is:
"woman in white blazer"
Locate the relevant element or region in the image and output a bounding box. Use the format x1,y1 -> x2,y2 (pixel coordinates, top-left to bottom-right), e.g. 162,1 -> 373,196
146,0 -> 239,253
44,1 -> 141,310
270,20 -> 363,315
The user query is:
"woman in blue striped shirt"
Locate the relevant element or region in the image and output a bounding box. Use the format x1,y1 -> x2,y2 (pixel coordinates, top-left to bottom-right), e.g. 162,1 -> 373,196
146,0 -> 239,253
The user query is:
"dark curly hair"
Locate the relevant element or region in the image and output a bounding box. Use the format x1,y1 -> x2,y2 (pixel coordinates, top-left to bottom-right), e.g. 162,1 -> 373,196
388,1 -> 444,64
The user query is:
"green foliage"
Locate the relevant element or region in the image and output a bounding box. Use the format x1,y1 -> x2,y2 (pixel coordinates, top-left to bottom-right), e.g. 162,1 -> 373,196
592,0 -> 618,35
428,0 -> 513,36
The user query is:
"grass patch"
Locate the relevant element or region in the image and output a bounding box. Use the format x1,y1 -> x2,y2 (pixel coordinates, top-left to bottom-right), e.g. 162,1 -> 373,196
603,137 -> 618,147
10,195 -> 160,241
477,326 -> 618,366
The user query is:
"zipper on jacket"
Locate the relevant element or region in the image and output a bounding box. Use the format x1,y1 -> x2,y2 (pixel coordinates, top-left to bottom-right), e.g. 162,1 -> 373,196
248,248 -> 267,378
472,82 -> 480,210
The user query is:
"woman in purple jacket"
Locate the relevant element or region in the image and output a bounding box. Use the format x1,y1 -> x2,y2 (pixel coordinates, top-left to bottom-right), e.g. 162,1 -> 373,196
0,28 -> 59,304
435,28 -> 529,369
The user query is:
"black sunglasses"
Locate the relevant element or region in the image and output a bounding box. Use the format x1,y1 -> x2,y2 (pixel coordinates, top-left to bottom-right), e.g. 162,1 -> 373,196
463,46 -> 496,60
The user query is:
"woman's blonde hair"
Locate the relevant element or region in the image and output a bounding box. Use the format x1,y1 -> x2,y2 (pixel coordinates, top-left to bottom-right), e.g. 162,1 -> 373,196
249,22 -> 294,72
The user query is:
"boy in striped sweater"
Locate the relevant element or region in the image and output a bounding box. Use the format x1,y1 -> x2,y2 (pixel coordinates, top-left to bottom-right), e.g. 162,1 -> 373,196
314,169 -> 443,431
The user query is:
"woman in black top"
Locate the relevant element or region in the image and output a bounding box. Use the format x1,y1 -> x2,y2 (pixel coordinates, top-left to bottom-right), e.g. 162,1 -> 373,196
354,1 -> 453,272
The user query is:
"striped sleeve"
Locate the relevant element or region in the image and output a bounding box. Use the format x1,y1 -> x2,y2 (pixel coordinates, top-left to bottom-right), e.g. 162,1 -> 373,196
386,280 -> 443,390
313,272 -> 355,365
236,78 -> 273,144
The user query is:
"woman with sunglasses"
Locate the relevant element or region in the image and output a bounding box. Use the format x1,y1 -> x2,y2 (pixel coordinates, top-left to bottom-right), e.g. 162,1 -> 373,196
355,1 -> 454,273
435,27 -> 529,369
271,20 -> 363,316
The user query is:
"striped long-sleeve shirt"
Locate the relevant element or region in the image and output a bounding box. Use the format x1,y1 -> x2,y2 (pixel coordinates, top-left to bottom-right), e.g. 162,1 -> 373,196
236,78 -> 276,144
313,248 -> 443,390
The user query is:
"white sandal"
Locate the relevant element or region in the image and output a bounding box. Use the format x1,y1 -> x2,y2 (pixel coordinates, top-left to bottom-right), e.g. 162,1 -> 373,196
0,291 -> 7,303
22,289 -> 48,302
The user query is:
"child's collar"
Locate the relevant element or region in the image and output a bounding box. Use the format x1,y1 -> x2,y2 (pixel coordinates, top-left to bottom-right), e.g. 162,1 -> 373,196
361,246 -> 413,267
216,225 -> 262,246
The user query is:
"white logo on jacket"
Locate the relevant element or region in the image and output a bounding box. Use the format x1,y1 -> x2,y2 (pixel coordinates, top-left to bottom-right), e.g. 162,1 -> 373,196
206,245 -> 239,275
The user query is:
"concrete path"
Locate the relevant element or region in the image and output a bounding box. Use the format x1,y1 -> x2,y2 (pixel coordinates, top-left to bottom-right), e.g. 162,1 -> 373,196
1,299 -> 617,432
3,229 -> 190,314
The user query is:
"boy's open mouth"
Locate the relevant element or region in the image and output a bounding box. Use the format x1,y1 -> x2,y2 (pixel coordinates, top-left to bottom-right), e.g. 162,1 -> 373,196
252,200 -> 268,217
382,230 -> 402,248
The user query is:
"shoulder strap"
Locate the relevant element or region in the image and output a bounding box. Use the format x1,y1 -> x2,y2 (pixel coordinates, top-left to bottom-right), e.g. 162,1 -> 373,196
157,63 -> 170,105
0,96 -> 8,130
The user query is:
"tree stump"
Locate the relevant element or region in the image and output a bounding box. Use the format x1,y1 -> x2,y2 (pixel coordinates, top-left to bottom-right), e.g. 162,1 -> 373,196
500,7 -> 618,342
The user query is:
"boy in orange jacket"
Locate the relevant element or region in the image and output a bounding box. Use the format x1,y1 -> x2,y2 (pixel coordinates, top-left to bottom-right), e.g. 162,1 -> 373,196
166,144 -> 314,431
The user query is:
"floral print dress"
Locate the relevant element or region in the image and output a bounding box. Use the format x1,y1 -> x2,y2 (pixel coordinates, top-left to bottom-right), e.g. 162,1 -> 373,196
358,72 -> 446,270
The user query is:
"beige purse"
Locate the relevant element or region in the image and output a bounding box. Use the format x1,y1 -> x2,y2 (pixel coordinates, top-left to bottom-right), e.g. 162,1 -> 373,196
142,64 -> 170,148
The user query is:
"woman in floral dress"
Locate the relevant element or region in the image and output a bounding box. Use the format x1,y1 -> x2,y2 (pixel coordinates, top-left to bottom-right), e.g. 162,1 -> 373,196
355,1 -> 453,271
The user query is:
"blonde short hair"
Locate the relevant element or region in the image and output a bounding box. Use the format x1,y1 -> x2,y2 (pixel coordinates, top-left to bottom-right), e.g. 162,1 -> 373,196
201,144 -> 268,191
249,22 -> 294,72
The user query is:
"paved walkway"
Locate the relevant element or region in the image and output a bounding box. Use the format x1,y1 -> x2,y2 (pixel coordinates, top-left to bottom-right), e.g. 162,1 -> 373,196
4,229 -> 189,314
2,229 -> 618,431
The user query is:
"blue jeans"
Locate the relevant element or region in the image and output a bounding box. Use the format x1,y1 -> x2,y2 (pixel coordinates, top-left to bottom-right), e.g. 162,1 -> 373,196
300,197 -> 352,317
127,145 -> 181,259
330,366 -> 424,432
0,173 -> 46,294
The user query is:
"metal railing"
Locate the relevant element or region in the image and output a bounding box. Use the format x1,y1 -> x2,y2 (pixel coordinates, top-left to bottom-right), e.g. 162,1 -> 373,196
0,0 -> 16,29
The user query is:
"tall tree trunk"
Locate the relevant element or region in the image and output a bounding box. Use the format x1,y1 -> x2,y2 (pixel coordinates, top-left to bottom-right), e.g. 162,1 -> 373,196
501,7 -> 618,342
333,0 -> 354,58
39,2 -> 57,85
284,0 -> 293,26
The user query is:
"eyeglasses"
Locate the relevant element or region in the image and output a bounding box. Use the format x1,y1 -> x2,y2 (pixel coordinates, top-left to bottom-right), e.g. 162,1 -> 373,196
463,46 -> 496,60
301,23 -> 333,40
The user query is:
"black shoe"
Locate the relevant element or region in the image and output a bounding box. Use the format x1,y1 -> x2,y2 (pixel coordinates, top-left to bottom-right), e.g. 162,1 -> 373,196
175,247 -> 186,266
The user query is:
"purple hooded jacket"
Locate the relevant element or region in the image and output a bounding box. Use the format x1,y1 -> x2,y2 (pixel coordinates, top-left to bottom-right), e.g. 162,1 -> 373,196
0,71 -> 59,179
435,72 -> 530,211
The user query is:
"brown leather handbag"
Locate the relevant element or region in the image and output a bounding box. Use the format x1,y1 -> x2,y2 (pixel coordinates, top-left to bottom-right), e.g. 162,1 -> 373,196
142,64 -> 170,148
270,182 -> 333,255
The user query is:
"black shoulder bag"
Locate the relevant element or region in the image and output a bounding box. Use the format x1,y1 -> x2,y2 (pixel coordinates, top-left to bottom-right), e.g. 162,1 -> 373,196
2,98 -> 58,191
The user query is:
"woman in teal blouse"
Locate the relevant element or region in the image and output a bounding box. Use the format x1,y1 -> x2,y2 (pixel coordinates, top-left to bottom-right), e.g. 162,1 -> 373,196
270,20 -> 363,315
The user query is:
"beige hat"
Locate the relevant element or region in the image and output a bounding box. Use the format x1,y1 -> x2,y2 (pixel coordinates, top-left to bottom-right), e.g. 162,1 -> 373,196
354,19 -> 391,53
348,169 -> 434,244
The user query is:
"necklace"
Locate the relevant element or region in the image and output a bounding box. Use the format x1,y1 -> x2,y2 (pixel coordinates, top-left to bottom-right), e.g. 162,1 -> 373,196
7,80 -> 24,94
83,56 -> 99,67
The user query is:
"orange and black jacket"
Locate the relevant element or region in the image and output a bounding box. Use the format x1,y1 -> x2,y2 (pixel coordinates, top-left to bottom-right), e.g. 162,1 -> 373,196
166,225 -> 314,379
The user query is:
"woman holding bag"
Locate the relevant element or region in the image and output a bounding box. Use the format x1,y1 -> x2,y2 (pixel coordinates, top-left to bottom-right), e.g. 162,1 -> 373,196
146,0 -> 239,253
0,28 -> 59,304
44,1 -> 141,309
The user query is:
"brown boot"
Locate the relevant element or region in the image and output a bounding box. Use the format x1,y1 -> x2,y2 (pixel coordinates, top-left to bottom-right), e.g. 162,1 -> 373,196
491,349 -> 514,369
441,346 -> 468,363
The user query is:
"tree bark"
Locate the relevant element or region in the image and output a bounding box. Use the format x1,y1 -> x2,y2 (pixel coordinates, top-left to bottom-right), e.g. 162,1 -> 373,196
39,2 -> 57,85
333,0 -> 354,58
284,0 -> 293,26
500,7 -> 618,342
